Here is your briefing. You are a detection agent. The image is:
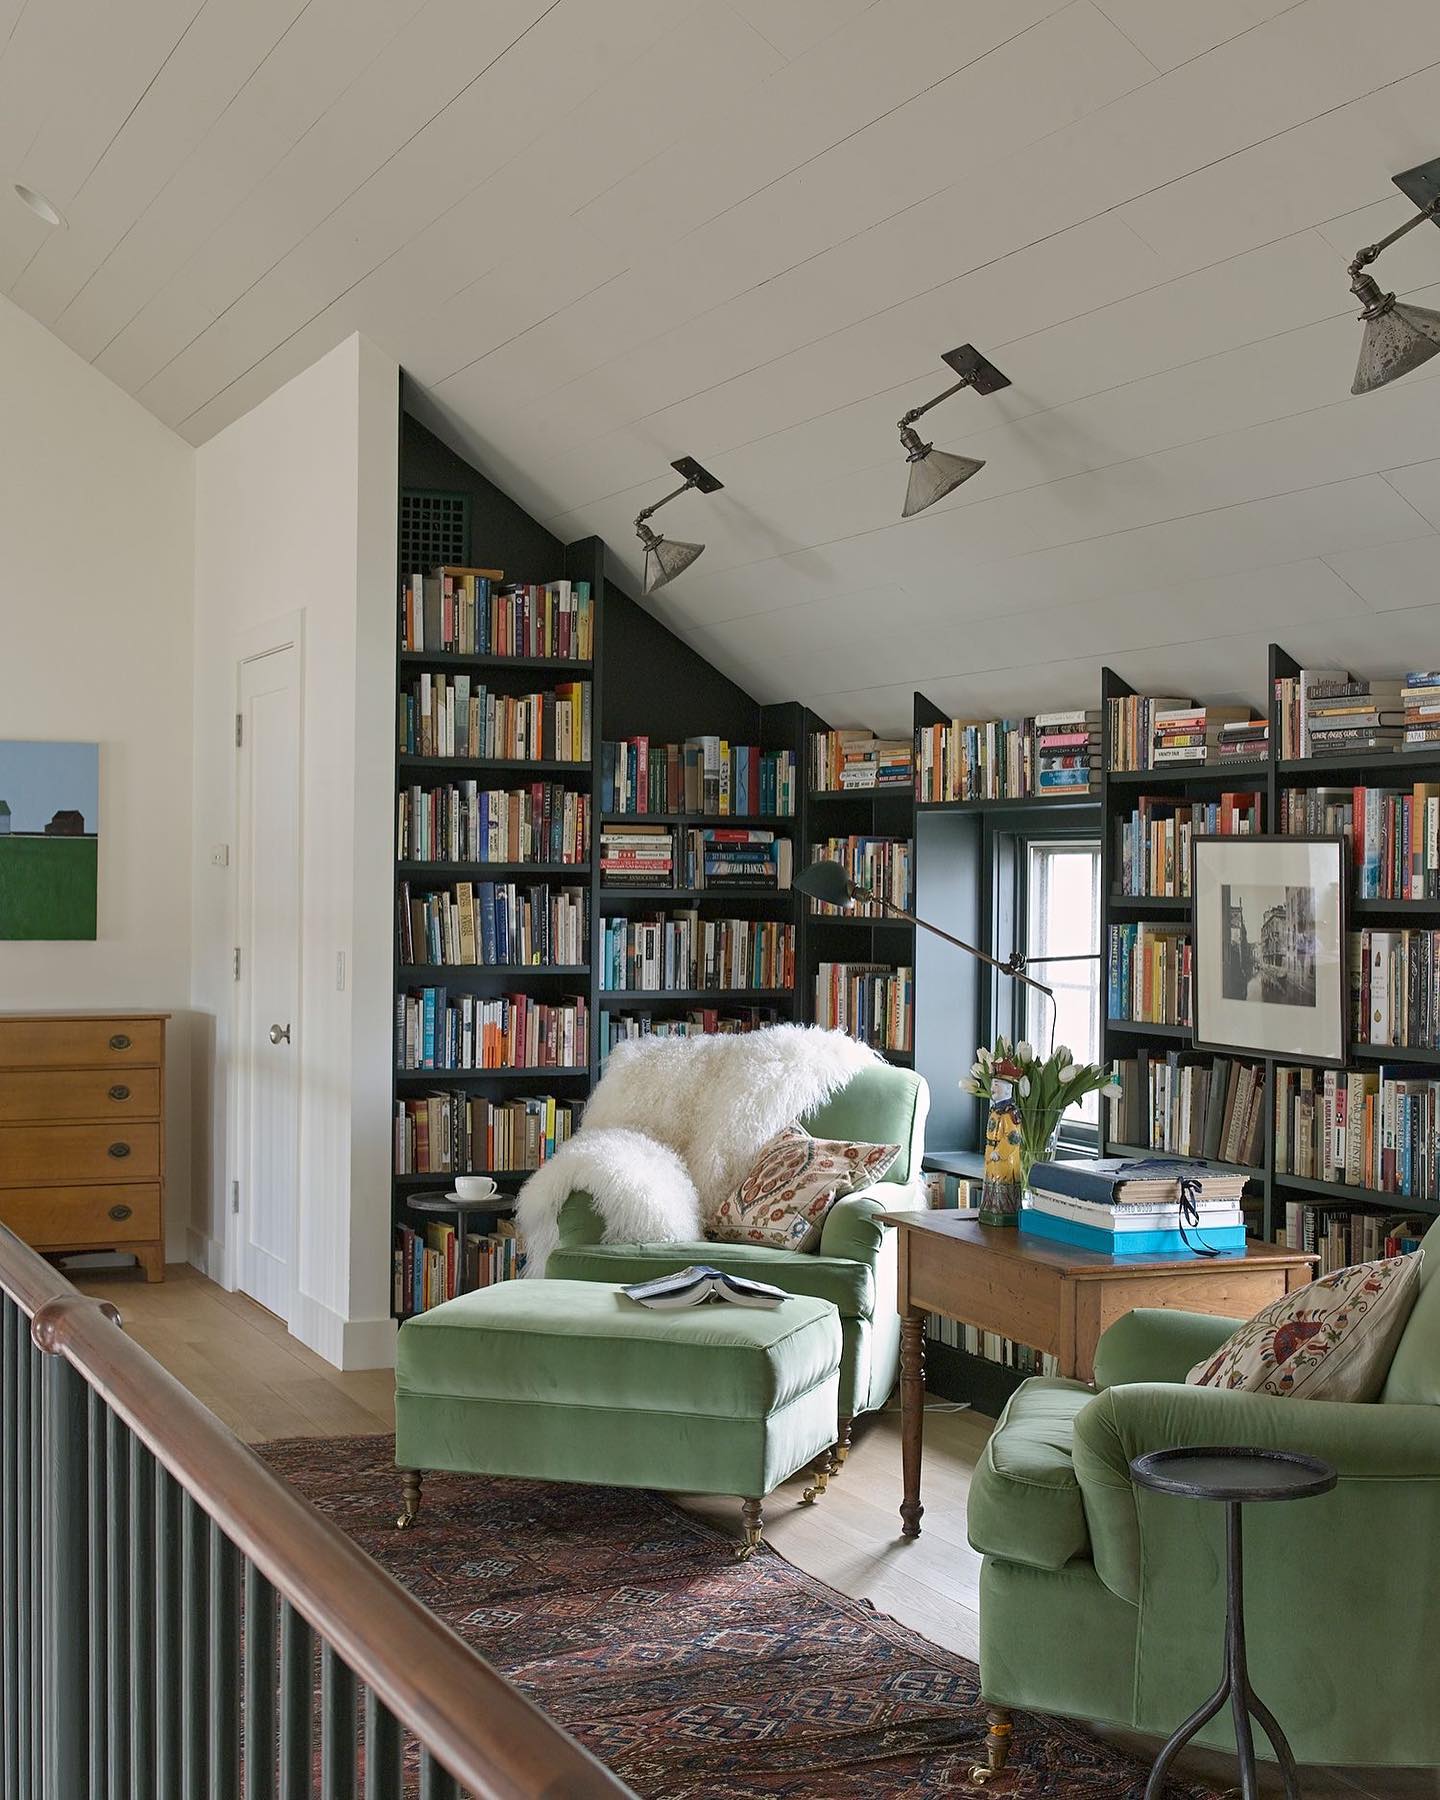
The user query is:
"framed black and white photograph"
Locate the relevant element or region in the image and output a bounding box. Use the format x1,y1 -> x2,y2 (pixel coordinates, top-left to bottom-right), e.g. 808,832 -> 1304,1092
1191,834 -> 1347,1065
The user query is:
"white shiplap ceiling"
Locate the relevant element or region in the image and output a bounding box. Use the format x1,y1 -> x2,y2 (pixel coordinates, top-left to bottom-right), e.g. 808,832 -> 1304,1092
5,0 -> 1440,730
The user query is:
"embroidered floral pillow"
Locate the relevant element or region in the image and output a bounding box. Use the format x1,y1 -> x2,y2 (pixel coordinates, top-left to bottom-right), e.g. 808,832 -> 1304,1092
1187,1250 -> 1423,1401
708,1125 -> 900,1252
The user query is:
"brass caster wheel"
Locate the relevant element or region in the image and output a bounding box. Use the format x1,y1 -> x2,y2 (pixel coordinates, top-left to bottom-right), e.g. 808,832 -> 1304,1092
395,1510 -> 417,1531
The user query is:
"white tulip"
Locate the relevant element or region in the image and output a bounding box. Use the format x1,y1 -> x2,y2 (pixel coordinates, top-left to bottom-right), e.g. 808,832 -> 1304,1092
996,1034 -> 1011,1056
1016,1040 -> 1034,1062
976,1045 -> 993,1066
1103,1080 -> 1123,1098
1059,1064 -> 1078,1084
970,1060 -> 986,1078
1018,1076 -> 1031,1096
961,1077 -> 981,1095
1054,1044 -> 1071,1065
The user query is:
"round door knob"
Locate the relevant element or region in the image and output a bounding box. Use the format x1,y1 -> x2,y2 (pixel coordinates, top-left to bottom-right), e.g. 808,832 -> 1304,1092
109,1033 -> 132,1051
108,1204 -> 133,1223
108,1085 -> 130,1102
107,1143 -> 131,1160
269,1023 -> 291,1046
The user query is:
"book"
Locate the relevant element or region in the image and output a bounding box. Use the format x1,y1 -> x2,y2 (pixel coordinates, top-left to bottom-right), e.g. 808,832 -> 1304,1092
1027,1187 -> 1243,1229
1018,1207 -> 1247,1256
1029,1157 -> 1250,1206
623,1265 -> 786,1309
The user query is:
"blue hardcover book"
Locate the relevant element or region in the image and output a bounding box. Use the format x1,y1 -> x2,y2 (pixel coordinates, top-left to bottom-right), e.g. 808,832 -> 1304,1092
478,883 -> 497,965
422,988 -> 436,1070
1020,1208 -> 1247,1257
1027,1157 -> 1235,1205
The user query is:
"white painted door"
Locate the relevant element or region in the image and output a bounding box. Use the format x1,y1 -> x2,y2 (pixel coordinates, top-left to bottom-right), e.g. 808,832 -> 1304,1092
235,644 -> 302,1318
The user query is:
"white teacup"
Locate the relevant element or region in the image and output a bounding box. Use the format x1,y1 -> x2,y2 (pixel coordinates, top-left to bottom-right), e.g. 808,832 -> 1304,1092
454,1175 -> 499,1202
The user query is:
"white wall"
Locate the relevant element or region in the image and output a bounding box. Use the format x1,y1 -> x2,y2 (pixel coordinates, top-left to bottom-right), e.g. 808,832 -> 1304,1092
0,293 -> 196,1260
192,334 -> 398,1369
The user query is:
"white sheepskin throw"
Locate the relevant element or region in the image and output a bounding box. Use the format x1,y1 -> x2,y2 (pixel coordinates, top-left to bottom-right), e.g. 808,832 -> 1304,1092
516,1024 -> 880,1275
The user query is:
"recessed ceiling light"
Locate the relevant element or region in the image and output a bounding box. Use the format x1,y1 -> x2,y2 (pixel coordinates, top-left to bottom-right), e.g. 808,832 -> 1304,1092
14,183 -> 64,228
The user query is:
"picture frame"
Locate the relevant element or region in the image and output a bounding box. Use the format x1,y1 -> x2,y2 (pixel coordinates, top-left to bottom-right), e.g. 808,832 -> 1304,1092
1191,834 -> 1347,1066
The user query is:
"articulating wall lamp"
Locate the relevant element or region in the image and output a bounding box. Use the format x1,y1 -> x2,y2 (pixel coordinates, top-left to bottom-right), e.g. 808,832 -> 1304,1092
633,456 -> 724,594
1349,155 -> 1440,395
897,343 -> 1011,518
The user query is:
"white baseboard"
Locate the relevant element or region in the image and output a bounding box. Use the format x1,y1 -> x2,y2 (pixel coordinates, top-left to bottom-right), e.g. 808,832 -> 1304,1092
187,1228 -> 227,1284
289,1288 -> 397,1371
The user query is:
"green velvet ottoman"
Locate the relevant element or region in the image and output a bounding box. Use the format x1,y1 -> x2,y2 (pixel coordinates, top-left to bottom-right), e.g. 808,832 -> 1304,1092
393,1279 -> 842,1556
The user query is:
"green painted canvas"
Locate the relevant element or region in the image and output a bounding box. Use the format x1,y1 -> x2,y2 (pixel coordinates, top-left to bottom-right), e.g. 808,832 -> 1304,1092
0,741 -> 99,940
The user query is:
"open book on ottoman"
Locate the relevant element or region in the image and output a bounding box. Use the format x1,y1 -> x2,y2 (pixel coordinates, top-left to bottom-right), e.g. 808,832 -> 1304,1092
623,1265 -> 787,1309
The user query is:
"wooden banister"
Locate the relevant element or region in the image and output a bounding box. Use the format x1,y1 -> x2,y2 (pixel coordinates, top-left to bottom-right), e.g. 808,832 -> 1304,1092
0,1227 -> 632,1800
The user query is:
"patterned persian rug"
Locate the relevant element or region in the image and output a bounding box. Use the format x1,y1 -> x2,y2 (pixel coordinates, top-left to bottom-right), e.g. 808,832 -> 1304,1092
260,1434 -> 1217,1799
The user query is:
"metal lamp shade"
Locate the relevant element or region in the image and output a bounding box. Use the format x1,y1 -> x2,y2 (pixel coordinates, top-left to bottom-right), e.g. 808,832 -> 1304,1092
642,535 -> 705,594
793,859 -> 858,906
1352,293 -> 1440,395
902,446 -> 986,518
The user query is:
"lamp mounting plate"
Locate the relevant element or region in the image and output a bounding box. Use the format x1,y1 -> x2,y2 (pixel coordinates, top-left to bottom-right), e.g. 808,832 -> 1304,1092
670,455 -> 724,494
940,344 -> 1011,394
1392,155 -> 1440,224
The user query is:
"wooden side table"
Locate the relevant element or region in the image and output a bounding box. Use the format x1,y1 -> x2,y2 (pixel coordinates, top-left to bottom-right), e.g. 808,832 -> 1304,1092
879,1210 -> 1317,1538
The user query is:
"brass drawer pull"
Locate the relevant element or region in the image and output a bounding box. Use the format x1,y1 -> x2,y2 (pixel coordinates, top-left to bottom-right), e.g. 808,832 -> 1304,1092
107,1142 -> 131,1160
109,1085 -> 131,1102
108,1204 -> 133,1223
109,1033 -> 132,1051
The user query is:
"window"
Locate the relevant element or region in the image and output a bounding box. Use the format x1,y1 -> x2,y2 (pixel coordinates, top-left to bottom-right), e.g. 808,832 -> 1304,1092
1023,839 -> 1102,1135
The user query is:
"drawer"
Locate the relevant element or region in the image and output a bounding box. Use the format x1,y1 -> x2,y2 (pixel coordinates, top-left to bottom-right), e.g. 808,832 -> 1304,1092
0,1018 -> 164,1070
0,1122 -> 162,1186
0,1184 -> 160,1248
0,1067 -> 161,1124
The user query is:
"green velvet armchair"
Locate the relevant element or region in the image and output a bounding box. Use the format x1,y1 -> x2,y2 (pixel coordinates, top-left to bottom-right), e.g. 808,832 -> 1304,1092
966,1220 -> 1440,1778
542,1062 -> 929,1459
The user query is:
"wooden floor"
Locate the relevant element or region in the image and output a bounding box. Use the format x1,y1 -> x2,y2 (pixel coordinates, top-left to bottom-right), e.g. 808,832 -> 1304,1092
77,1263 -> 1433,1799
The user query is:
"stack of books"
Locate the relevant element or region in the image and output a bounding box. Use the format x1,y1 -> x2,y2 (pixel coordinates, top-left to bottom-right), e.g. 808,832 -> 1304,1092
1279,780 -> 1440,899
1112,791 -> 1261,898
1150,702 -> 1255,766
1107,922 -> 1192,1027
1403,672 -> 1440,751
813,962 -> 913,1052
1281,1204 -> 1425,1274
399,572 -> 593,660
1106,694 -> 1190,772
399,675 -> 591,764
687,828 -> 792,890
397,879 -> 587,967
1274,667 -> 1348,759
602,1008 -> 782,1055
1216,716 -> 1269,763
598,915 -> 794,993
914,715 -> 1035,801
807,837 -> 911,914
1303,677 -> 1402,757
397,781 -> 590,866
811,729 -> 913,792
601,737 -> 797,816
1108,1050 -> 1266,1166
1032,709 -> 1100,793
1022,1158 -> 1249,1255
600,823 -> 673,887
1351,927 -> 1440,1049
1273,1063 -> 1440,1198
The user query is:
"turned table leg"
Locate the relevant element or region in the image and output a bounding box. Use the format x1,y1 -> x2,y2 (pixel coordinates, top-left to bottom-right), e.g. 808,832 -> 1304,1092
900,1307 -> 925,1538
395,1469 -> 422,1531
738,1497 -> 764,1560
971,1707 -> 1014,1784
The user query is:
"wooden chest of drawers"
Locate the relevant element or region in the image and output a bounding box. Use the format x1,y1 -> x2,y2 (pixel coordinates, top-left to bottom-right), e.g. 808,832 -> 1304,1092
0,1014 -> 168,1281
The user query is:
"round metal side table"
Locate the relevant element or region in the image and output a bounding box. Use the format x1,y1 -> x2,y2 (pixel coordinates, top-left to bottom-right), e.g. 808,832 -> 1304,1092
1129,1445 -> 1337,1800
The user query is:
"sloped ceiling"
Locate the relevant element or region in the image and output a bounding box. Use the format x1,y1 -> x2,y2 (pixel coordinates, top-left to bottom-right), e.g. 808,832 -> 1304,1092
5,0 -> 1440,730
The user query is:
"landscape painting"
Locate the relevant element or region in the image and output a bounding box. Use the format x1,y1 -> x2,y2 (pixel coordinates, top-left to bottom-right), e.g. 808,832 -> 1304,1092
0,741 -> 99,940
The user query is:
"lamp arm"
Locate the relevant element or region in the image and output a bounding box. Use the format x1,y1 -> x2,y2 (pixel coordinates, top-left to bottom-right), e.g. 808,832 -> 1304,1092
633,478 -> 696,530
1349,195 -> 1440,277
897,375 -> 974,431
847,882 -> 1054,1001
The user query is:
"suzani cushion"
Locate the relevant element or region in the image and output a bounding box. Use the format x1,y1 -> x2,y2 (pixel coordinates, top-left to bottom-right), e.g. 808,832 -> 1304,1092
708,1124 -> 900,1252
1187,1250 -> 1424,1400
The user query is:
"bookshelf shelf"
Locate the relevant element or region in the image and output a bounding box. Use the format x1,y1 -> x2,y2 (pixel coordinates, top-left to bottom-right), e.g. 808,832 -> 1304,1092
598,886 -> 791,902
1347,1042 -> 1440,1066
599,811 -> 796,829
1106,764 -> 1265,787
597,988 -> 796,1006
398,755 -> 591,776
809,787 -> 913,803
1276,750 -> 1440,777
1105,1018 -> 1192,1040
1351,897 -> 1439,915
397,861 -> 591,879
398,651 -> 592,675
393,1171 -> 534,1188
1272,1172 -> 1440,1216
397,964 -> 590,979
1107,893 -> 1191,912
915,793 -> 1097,814
395,1065 -> 591,1081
